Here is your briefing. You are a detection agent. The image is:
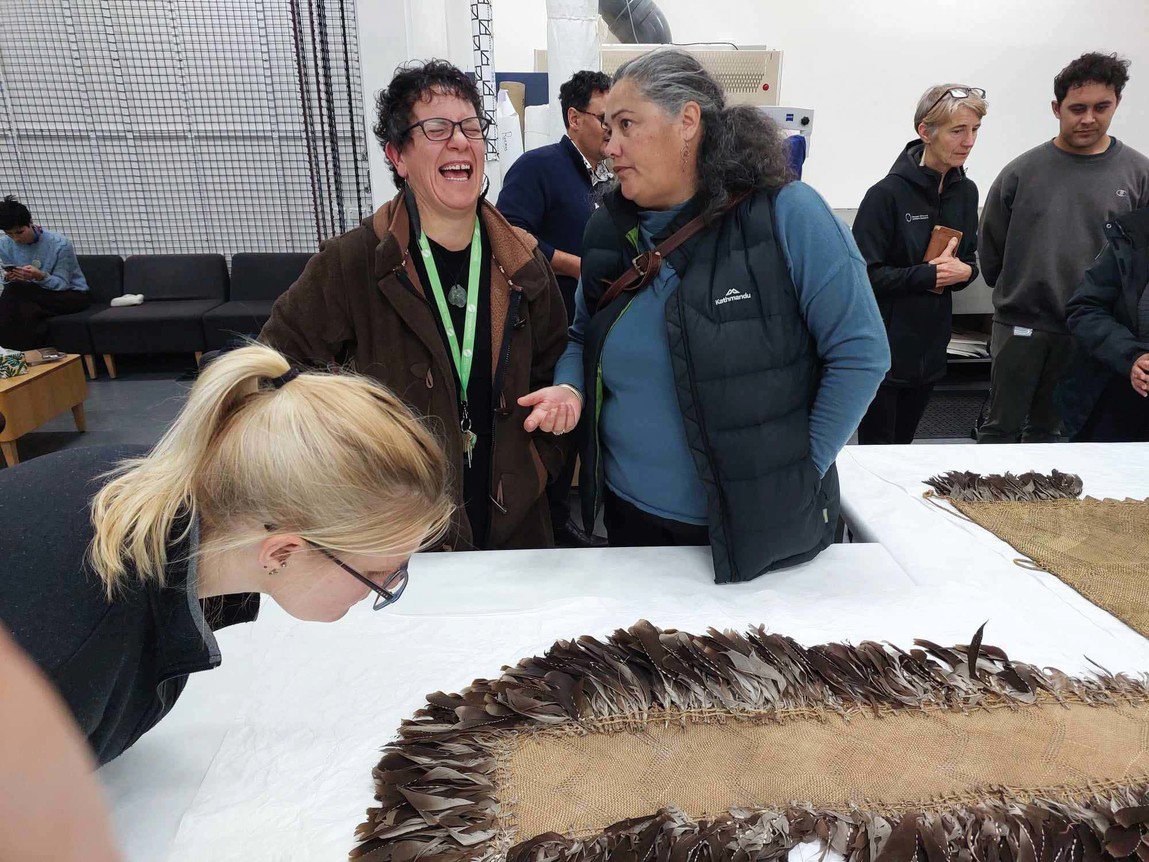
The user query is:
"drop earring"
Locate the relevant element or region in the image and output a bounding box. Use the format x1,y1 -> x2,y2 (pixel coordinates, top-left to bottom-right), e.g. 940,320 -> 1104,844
680,143 -> 689,172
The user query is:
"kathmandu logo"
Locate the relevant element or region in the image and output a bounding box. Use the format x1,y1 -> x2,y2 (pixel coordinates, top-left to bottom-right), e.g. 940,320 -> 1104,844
715,287 -> 753,306
905,212 -> 930,223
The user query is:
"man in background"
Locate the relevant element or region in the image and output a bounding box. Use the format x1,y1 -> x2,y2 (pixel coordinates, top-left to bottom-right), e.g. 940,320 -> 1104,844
978,52 -> 1149,443
1059,204 -> 1149,442
0,196 -> 89,350
498,70 -> 612,547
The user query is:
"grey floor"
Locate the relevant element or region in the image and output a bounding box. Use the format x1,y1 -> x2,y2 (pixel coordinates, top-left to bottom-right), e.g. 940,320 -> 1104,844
3,355 -> 194,467
3,356 -> 971,472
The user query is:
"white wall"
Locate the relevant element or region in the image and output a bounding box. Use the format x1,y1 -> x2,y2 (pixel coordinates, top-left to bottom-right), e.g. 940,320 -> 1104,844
484,0 -> 1149,208
358,0 -> 474,206
357,0 -> 407,207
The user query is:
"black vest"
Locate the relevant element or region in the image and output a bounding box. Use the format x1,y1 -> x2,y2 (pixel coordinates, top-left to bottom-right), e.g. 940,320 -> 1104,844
578,187 -> 839,582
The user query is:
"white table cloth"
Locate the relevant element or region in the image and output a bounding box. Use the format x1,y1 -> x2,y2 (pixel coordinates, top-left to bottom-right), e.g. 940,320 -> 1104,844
836,441 -> 1149,650
99,506 -> 1149,859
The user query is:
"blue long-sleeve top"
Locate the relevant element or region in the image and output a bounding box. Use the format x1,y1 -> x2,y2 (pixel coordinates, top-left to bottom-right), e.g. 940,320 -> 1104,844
554,181 -> 890,524
0,228 -> 88,292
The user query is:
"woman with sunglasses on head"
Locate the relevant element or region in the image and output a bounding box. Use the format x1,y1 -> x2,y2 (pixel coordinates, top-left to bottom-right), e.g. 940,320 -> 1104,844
0,343 -> 453,765
261,60 -> 569,552
852,85 -> 987,444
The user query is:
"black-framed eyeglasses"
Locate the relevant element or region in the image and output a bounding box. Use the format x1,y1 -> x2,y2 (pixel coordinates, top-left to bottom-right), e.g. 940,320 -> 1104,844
924,87 -> 987,118
402,116 -> 491,142
573,108 -> 606,127
305,541 -> 409,611
262,525 -> 409,610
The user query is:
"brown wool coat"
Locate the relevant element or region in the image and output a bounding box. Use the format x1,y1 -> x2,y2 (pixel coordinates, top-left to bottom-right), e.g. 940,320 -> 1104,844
259,193 -> 569,550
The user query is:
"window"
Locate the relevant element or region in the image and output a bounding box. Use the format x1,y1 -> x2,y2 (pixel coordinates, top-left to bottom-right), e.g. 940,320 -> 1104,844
0,0 -> 370,257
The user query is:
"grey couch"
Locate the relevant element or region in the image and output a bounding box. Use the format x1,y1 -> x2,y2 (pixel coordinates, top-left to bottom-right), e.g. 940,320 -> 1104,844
88,254 -> 227,377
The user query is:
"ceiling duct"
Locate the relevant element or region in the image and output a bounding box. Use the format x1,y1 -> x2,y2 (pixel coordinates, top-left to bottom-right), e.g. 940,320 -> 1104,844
598,0 -> 672,44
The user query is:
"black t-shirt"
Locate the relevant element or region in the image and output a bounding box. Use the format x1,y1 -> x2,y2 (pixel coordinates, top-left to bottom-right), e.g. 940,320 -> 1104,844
408,226 -> 494,548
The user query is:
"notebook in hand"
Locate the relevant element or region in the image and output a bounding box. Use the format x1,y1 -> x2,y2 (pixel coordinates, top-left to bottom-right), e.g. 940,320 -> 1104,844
923,225 -> 963,294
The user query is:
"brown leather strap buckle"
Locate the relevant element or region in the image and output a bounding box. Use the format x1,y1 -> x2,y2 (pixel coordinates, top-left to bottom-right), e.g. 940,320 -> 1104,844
597,250 -> 664,311
594,192 -> 748,313
631,251 -> 662,286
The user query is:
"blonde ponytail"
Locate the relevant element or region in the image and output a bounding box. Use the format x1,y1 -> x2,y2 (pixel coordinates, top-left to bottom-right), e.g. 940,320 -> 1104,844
88,344 -> 453,597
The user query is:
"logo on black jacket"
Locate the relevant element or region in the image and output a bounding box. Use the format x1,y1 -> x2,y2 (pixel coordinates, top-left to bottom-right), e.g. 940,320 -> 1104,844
715,287 -> 753,306
905,213 -> 930,223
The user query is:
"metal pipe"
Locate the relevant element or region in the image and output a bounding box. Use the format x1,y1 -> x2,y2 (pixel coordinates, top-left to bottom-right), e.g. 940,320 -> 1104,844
598,0 -> 672,44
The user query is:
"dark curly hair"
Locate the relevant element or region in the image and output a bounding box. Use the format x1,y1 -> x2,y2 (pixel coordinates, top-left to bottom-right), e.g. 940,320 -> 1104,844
373,60 -> 484,189
612,48 -> 792,223
559,70 -> 611,129
1054,52 -> 1131,104
0,195 -> 32,231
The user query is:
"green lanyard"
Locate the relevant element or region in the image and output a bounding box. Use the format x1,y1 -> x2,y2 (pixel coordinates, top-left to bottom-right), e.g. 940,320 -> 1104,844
417,218 -> 482,464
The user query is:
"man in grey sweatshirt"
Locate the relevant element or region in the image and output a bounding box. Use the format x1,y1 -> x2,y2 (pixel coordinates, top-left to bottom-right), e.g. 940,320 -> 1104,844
978,52 -> 1149,443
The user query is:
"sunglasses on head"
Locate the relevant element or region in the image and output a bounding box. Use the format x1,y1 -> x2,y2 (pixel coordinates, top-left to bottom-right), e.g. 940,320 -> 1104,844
925,87 -> 987,117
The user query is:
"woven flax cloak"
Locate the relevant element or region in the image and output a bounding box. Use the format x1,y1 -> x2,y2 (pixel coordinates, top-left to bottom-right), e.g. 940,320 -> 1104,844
350,620 -> 1149,862
925,470 -> 1149,638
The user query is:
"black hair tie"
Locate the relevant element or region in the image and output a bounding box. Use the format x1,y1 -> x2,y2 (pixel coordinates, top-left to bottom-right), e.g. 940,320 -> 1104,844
269,367 -> 301,389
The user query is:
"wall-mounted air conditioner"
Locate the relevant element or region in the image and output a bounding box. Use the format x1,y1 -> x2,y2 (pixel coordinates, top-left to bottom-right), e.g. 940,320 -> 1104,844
534,44 -> 783,106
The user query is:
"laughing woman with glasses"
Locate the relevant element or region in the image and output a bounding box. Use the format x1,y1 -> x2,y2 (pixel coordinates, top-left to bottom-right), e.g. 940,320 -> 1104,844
0,343 -> 453,765
852,84 -> 987,445
261,60 -> 570,552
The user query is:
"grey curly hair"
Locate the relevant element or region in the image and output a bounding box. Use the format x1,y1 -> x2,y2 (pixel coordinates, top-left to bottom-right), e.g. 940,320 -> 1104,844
913,84 -> 987,138
611,48 -> 793,221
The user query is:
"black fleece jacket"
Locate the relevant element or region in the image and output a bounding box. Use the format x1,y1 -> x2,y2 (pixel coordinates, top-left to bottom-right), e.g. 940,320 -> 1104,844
852,141 -> 980,385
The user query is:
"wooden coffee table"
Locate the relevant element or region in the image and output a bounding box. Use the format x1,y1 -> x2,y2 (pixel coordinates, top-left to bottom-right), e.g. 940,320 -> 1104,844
0,354 -> 87,467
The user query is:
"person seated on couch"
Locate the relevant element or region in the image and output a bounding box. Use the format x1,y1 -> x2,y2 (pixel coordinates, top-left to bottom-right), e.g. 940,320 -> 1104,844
0,196 -> 89,350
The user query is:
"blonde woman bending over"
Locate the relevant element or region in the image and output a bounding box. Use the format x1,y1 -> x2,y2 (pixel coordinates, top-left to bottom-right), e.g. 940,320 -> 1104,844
0,344 -> 453,766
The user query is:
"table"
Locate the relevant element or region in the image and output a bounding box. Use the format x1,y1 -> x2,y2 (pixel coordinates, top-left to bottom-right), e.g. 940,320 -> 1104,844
97,539 -> 1149,861
836,442 -> 1149,641
0,354 -> 86,466
837,442 -> 1149,557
